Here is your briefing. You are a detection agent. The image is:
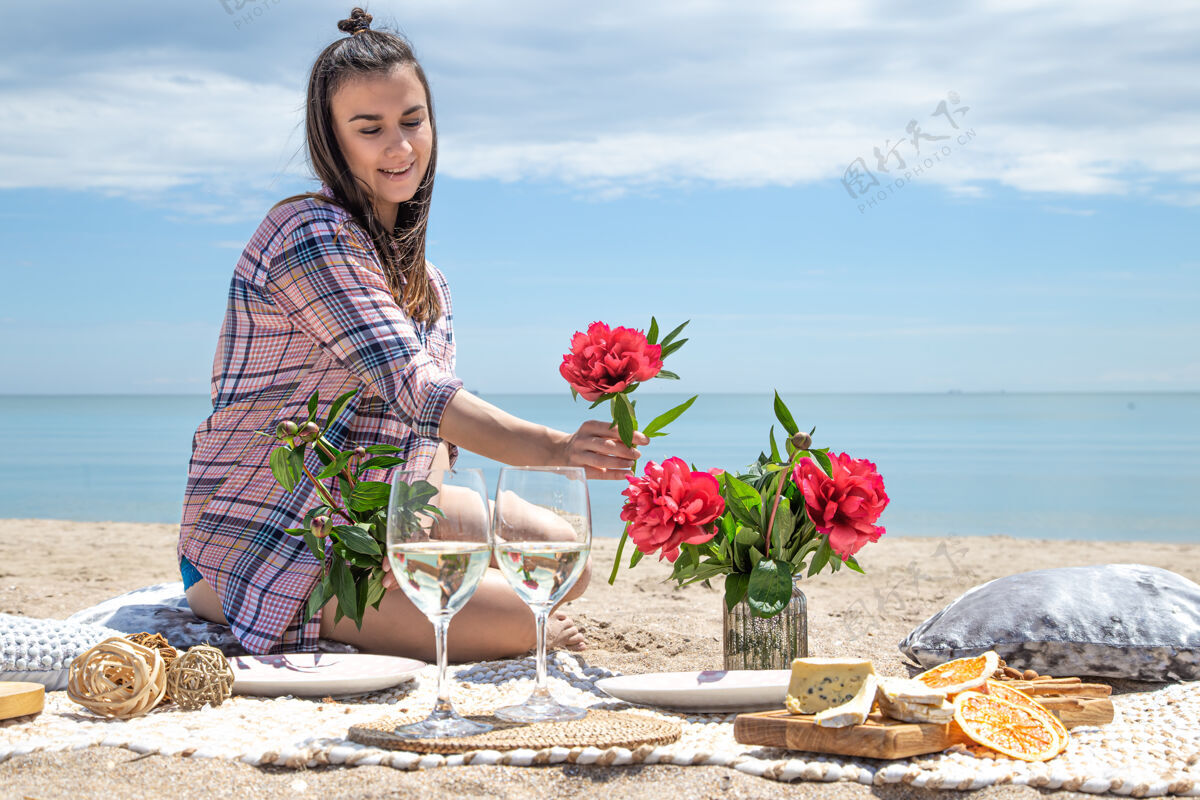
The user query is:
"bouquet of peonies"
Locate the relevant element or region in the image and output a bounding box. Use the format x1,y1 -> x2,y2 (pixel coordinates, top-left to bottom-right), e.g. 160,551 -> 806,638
617,393 -> 889,618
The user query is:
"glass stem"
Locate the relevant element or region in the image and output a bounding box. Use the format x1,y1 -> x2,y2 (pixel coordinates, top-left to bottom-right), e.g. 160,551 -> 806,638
531,607 -> 552,700
431,615 -> 454,718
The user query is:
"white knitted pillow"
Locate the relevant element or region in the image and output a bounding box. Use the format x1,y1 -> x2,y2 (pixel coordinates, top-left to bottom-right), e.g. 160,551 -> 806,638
0,614 -> 123,691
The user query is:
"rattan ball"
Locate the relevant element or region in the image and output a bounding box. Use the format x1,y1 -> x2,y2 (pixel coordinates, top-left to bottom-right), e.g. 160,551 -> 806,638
125,632 -> 179,701
166,644 -> 234,710
67,637 -> 167,719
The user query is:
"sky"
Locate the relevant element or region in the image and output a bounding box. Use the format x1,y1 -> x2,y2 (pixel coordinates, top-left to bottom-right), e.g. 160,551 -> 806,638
1,0 -> 1198,395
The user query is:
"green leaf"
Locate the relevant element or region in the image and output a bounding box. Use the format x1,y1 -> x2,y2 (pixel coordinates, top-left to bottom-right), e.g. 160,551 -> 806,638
659,320 -> 689,348
333,524 -> 381,556
348,480 -> 391,513
723,490 -> 760,532
647,316 -> 659,345
629,548 -> 644,568
732,526 -> 762,572
353,571 -> 369,629
724,572 -> 749,612
613,393 -> 636,448
316,451 -> 353,481
330,558 -> 356,623
768,425 -> 782,463
769,502 -> 795,559
642,395 -> 697,437
304,576 -> 333,623
678,562 -> 730,586
807,537 -> 833,577
655,369 -> 680,380
270,447 -> 295,493
288,446 -> 307,487
366,568 -> 387,609
773,391 -> 799,437
355,455 -> 406,476
324,389 -> 358,429
306,391 -> 320,424
811,449 -> 833,476
747,558 -> 794,618
660,340 -> 688,360
302,529 -> 326,563
844,554 -> 865,574
364,444 -> 404,455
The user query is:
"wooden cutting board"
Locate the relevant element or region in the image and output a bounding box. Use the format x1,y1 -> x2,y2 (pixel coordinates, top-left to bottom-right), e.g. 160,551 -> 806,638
0,682 -> 45,721
734,695 -> 1114,760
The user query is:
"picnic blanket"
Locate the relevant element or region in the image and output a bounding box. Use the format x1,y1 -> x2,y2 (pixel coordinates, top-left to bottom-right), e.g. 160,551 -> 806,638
3,653 -> 1198,796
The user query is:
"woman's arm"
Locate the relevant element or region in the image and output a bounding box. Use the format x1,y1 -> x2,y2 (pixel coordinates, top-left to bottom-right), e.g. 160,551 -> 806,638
438,388 -> 648,479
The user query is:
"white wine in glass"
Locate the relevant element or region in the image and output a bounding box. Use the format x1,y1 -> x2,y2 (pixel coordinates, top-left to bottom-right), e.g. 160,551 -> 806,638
386,467 -> 493,739
492,466 -> 591,723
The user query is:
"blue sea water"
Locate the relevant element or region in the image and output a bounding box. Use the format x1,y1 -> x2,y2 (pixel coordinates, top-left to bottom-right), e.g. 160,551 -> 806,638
0,393 -> 1196,542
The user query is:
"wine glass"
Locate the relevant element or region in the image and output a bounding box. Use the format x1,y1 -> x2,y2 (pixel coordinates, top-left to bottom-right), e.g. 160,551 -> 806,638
492,466 -> 592,723
386,467 -> 493,738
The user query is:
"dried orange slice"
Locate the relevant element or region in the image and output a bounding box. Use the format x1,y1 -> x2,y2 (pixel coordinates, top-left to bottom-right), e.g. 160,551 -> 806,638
914,651 -> 999,695
984,679 -> 1069,754
953,690 -> 1061,762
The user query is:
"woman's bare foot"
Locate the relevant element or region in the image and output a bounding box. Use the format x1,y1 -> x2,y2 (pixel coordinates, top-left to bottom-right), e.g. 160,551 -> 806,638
546,610 -> 586,652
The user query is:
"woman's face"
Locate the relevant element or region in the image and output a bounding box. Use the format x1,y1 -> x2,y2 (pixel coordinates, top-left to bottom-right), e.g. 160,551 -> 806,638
331,65 -> 433,228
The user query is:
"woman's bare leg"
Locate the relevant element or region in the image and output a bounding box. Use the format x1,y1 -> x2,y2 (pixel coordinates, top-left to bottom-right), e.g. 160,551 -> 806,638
318,569 -> 583,661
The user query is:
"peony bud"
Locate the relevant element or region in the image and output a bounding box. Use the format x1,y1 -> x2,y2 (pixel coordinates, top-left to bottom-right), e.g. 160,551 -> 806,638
275,420 -> 299,440
790,432 -> 813,450
354,446 -> 367,458
298,421 -> 321,443
311,515 -> 330,538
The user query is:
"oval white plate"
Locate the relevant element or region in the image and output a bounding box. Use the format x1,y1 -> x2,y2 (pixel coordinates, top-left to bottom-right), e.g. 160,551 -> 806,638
229,653 -> 424,697
595,670 -> 790,713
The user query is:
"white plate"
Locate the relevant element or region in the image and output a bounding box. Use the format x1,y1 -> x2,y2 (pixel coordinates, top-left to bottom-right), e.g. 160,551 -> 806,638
595,670 -> 791,713
229,653 -> 424,697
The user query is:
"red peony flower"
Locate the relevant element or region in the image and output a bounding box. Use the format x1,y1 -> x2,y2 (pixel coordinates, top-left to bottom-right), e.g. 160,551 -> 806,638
792,452 -> 889,560
559,321 -> 663,401
620,457 -> 725,562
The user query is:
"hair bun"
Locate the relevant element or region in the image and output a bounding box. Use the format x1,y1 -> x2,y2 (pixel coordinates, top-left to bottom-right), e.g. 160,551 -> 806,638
337,8 -> 373,35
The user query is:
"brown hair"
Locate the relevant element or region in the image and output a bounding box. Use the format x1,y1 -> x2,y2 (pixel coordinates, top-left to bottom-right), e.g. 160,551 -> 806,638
275,7 -> 440,324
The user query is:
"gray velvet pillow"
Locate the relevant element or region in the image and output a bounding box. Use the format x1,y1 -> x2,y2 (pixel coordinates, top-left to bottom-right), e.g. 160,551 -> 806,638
899,563 -> 1200,681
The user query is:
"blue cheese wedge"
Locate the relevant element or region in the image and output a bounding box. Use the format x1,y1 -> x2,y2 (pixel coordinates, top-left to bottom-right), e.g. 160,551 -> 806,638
814,673 -> 878,727
784,657 -> 876,716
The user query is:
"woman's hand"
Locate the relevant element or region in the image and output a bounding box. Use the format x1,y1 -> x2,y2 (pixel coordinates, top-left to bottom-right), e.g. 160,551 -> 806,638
439,391 -> 649,478
561,420 -> 649,480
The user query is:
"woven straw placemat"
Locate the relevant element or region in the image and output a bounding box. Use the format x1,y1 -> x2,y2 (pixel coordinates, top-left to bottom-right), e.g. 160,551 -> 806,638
349,709 -> 679,754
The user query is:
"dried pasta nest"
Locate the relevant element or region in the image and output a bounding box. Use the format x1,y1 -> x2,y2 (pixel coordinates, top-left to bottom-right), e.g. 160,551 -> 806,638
166,644 -> 234,711
67,637 -> 166,719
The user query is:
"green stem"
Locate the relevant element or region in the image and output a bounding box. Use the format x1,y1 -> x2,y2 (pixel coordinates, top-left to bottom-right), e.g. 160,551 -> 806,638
608,522 -> 632,585
298,458 -> 353,524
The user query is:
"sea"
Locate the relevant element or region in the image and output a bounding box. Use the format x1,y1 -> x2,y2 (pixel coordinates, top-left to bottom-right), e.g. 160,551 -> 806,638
1,393 -> 1196,542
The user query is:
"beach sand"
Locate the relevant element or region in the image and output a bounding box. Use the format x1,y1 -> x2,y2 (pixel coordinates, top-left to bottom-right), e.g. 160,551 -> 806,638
1,518 -> 1196,799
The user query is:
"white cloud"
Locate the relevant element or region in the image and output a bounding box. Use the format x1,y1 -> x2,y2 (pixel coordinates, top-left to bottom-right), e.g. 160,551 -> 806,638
1,0 -> 1198,208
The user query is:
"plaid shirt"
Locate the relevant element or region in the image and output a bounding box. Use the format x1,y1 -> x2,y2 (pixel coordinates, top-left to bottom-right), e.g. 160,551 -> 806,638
178,189 -> 462,654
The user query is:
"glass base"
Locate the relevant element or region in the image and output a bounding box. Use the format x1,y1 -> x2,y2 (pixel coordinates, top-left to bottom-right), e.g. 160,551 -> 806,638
388,712 -> 493,739
494,696 -> 587,723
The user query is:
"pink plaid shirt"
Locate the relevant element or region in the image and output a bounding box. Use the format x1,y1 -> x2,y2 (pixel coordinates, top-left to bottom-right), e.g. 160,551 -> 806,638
178,189 -> 462,653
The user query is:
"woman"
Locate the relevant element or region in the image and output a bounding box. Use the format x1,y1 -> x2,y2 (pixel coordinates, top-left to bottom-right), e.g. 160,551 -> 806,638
178,8 -> 644,660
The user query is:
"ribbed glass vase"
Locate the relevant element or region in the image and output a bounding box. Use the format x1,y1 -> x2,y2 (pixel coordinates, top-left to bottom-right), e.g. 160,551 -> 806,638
722,580 -> 808,670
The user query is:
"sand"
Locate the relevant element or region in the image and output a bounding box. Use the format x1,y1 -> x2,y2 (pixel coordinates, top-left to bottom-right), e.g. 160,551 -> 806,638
1,518 -> 1196,799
